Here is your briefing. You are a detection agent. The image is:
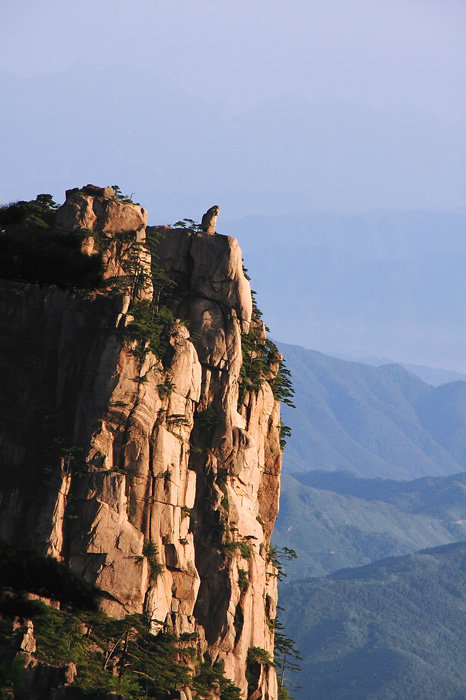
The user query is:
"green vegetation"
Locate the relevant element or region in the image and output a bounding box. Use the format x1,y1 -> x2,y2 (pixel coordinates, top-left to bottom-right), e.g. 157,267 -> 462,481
112,185 -> 138,204
274,470 -> 466,579
0,193 -> 58,231
270,360 -> 295,408
166,413 -> 190,429
279,421 -> 292,449
221,540 -> 252,560
24,605 -> 193,697
0,195 -> 103,291
196,406 -> 220,440
220,540 -> 238,557
0,546 -> 244,698
109,234 -> 153,299
157,375 -> 175,400
246,646 -> 272,697
31,603 -> 244,698
278,340 -> 466,478
247,646 -> 271,665
238,286 -> 294,447
239,285 -> 294,403
215,468 -> 230,514
113,228 -> 178,362
267,545 -> 297,581
125,301 -> 174,362
122,227 -> 190,364
173,218 -> 203,233
142,540 -> 164,581
240,326 -> 290,402
274,619 -> 302,699
233,603 -> 244,636
165,413 -> 190,442
256,542 -> 303,699
238,541 -> 253,559
162,469 -> 171,489
238,568 -> 249,592
29,604 -> 242,699
280,541 -> 466,699
192,660 -> 241,699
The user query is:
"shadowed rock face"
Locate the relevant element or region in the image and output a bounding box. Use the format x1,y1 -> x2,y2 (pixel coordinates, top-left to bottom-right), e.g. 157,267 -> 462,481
0,187 -> 282,699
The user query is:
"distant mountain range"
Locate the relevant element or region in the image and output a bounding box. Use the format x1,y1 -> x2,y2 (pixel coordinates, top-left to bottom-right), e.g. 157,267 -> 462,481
2,67 -> 465,218
331,353 -> 466,387
272,345 -> 466,698
277,342 -> 466,479
279,541 -> 466,700
3,67 -> 466,367
229,211 -> 466,370
273,470 -> 466,578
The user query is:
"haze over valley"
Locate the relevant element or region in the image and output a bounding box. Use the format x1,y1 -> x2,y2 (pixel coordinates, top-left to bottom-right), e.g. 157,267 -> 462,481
2,2 -> 466,698
274,346 -> 466,697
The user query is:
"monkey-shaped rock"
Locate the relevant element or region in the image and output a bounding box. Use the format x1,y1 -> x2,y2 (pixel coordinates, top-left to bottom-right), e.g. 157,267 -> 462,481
201,205 -> 220,235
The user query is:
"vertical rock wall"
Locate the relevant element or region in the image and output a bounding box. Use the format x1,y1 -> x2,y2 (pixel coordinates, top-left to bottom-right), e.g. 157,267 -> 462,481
0,187 -> 283,699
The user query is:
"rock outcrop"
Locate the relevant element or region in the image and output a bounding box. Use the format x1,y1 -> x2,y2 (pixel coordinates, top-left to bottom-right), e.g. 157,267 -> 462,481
0,186 -> 283,699
201,205 -> 221,235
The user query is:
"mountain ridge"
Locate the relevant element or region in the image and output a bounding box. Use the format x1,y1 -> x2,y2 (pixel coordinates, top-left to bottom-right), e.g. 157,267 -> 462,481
277,341 -> 466,479
2,67 -> 465,217
279,540 -> 466,699
226,211 -> 466,369
273,469 -> 466,578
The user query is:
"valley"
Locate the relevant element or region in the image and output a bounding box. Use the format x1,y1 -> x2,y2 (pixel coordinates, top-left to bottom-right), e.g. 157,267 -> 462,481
279,541 -> 466,699
273,343 -> 466,698
278,341 -> 466,479
274,470 -> 466,578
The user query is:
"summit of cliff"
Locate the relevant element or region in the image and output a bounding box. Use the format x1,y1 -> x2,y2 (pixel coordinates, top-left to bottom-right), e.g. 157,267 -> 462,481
0,185 -> 290,699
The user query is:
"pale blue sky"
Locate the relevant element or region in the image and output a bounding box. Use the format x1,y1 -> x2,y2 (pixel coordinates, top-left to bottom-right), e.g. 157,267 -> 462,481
2,0 -> 466,118
2,1 -> 466,367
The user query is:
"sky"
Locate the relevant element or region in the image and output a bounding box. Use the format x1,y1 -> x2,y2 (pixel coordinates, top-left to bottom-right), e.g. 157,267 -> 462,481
2,0 -> 466,119
2,1 -> 466,368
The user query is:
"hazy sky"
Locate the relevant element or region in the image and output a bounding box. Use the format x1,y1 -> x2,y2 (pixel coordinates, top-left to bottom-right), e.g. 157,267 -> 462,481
3,0 -> 466,119
2,1 -> 466,367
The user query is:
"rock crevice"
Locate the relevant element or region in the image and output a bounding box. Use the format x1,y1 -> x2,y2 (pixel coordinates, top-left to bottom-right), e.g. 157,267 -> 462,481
0,187 -> 283,699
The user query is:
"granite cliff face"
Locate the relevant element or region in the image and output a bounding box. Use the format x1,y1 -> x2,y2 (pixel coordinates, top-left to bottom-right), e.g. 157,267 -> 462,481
0,186 -> 283,698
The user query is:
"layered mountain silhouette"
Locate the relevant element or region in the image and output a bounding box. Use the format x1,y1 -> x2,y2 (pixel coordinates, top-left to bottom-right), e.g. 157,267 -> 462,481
2,67 -> 465,218
274,470 -> 466,578
273,347 -> 466,697
230,214 -> 466,369
280,541 -> 466,700
278,342 -> 466,479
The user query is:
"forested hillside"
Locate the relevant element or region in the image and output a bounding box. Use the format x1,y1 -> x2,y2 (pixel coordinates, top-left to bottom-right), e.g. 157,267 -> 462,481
274,470 -> 466,577
278,342 -> 466,478
280,541 -> 466,700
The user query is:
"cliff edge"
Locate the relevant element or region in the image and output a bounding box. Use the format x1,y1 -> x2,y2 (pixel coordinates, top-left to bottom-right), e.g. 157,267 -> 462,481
0,186 -> 287,699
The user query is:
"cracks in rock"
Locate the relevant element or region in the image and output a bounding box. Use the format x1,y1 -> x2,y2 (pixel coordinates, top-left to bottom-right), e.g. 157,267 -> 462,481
262,468 -> 280,477
116,360 -> 148,526
199,360 -> 230,375
140,493 -> 180,508
147,423 -> 157,540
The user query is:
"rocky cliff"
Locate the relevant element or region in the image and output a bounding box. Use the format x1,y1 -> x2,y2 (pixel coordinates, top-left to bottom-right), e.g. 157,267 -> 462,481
0,186 -> 285,699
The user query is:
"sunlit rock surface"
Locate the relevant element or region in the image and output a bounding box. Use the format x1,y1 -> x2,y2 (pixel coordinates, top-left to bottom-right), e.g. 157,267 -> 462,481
0,187 -> 282,698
